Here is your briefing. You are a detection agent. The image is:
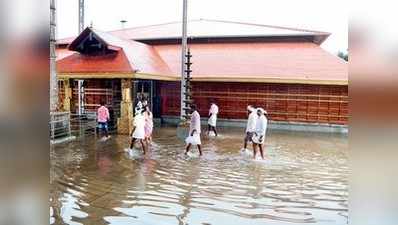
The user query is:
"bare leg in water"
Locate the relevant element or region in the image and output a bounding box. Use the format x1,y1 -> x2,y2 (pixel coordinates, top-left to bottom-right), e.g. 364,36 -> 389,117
145,137 -> 151,148
258,144 -> 264,159
130,138 -> 146,154
211,126 -> 218,136
140,139 -> 146,154
252,142 -> 257,159
185,144 -> 202,156
185,143 -> 192,155
197,144 -> 202,156
104,126 -> 109,138
130,137 -> 136,149
243,133 -> 250,150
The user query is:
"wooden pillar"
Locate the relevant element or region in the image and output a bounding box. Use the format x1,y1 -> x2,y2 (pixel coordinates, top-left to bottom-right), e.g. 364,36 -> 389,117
63,79 -> 72,112
117,78 -> 133,134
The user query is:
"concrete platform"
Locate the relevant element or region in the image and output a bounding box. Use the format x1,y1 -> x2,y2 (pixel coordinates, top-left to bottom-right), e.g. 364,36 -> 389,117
50,135 -> 76,145
159,116 -> 348,134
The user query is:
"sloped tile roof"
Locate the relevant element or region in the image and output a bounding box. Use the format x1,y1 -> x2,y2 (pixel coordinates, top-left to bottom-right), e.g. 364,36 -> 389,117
57,27 -> 171,75
56,23 -> 347,84
153,42 -> 347,84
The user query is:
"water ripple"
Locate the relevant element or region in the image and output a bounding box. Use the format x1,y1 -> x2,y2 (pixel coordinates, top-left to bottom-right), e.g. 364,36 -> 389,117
50,127 -> 348,225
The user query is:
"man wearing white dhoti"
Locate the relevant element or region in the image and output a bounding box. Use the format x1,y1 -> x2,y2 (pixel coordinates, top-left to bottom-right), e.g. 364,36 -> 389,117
242,105 -> 257,151
185,105 -> 203,156
207,102 -> 219,136
130,108 -> 147,154
252,108 -> 268,159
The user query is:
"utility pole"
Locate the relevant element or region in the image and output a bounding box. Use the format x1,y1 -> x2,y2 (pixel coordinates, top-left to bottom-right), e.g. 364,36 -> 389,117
77,0 -> 85,115
120,20 -> 127,29
180,0 -> 188,120
78,0 -> 85,33
50,0 -> 58,111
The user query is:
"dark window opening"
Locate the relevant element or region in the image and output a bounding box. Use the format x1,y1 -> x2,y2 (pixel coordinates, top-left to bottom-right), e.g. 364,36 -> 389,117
77,33 -> 115,55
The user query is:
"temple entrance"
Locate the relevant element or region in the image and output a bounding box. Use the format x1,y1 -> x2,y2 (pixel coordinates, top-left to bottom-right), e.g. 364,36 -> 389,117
69,79 -> 121,131
76,79 -> 85,115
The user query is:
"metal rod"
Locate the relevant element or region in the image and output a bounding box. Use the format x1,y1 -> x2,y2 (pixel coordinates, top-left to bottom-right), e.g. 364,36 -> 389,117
78,0 -> 85,33
180,0 -> 188,120
77,80 -> 81,115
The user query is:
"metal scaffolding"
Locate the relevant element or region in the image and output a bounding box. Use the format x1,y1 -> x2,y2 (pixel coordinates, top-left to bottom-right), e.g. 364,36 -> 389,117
182,49 -> 193,120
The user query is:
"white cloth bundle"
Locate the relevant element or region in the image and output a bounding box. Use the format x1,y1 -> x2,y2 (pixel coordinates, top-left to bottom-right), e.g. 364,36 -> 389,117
132,114 -> 145,139
252,114 -> 268,144
186,110 -> 202,145
185,133 -> 201,145
252,133 -> 264,144
208,114 -> 217,127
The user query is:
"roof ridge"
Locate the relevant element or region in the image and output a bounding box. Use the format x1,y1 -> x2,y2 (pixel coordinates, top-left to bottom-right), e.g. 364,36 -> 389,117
199,18 -> 330,35
110,20 -> 182,32
59,19 -> 330,44
109,18 -> 329,35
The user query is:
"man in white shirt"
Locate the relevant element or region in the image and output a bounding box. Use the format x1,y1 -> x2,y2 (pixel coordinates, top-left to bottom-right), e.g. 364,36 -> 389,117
252,108 -> 268,159
242,105 -> 257,151
207,102 -> 219,136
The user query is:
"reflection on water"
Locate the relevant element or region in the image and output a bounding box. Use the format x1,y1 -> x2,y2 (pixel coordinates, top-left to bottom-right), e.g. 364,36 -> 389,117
50,127 -> 348,225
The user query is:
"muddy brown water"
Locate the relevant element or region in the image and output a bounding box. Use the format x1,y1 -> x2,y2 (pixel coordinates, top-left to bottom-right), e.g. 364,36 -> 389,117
50,126 -> 348,225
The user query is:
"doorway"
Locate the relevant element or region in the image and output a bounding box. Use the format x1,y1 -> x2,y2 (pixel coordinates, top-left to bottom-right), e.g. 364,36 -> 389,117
133,80 -> 154,113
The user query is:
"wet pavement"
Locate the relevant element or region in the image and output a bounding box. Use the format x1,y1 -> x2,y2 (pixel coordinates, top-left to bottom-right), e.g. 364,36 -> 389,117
50,126 -> 348,225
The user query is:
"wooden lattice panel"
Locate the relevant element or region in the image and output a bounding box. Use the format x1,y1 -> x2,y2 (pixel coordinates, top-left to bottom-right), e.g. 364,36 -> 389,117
158,81 -> 348,125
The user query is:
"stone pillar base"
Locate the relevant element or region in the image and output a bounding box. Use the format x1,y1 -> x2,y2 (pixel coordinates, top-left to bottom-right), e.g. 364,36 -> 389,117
63,79 -> 72,112
117,78 -> 134,134
117,107 -> 133,134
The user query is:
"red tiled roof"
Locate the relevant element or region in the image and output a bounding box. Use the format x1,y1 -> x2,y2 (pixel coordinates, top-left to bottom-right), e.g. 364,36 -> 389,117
56,24 -> 347,84
116,36 -> 172,75
57,27 -> 171,75
153,42 -> 347,84
57,19 -> 330,45
57,50 -> 133,74
56,48 -> 75,60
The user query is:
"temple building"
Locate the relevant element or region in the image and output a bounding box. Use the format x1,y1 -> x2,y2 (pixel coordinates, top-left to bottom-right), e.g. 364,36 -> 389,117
56,19 -> 348,133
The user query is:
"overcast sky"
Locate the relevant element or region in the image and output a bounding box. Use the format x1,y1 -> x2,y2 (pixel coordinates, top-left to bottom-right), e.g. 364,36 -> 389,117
57,0 -> 347,54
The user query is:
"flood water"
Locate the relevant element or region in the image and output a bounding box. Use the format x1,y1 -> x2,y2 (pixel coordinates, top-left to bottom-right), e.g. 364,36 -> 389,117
50,126 -> 348,225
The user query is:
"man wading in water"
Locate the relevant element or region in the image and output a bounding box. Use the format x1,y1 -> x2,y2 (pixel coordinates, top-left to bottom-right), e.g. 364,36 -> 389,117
252,108 -> 268,159
97,101 -> 110,139
241,105 -> 256,151
207,101 -> 219,136
185,104 -> 202,156
129,104 -> 147,154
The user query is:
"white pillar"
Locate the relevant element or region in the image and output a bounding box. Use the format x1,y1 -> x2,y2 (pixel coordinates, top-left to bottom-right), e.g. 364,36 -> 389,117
50,0 -> 58,111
